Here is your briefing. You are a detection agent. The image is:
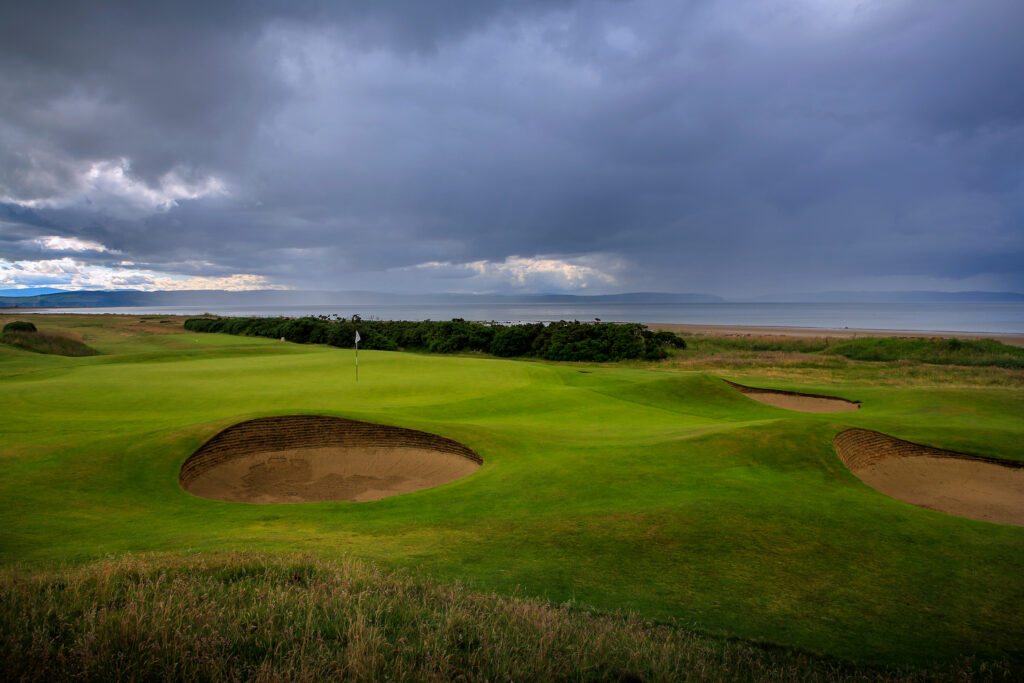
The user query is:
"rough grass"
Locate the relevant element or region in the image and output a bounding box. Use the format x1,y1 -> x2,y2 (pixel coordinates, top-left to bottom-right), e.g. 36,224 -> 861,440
1,329 -> 100,357
681,335 -> 832,355
824,337 -> 1024,368
1,553 -> 1013,682
679,335 -> 1024,368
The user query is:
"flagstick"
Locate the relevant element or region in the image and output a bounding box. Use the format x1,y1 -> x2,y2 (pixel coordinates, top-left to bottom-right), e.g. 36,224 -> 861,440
354,329 -> 360,382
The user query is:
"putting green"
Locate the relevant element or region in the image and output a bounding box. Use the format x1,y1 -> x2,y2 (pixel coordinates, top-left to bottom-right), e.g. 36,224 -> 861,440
1,315 -> 1022,669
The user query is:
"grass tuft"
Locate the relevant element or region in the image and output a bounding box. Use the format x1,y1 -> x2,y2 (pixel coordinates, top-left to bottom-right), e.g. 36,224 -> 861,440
1,553 -> 1013,682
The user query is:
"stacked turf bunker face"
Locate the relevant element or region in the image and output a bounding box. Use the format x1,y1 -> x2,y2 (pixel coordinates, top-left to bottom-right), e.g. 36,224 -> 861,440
180,415 -> 482,504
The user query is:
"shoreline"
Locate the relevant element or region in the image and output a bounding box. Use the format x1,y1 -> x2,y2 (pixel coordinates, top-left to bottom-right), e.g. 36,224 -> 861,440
4,310 -> 1023,347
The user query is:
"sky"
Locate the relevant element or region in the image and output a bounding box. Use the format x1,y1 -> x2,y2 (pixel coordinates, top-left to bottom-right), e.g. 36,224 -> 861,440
0,0 -> 1022,297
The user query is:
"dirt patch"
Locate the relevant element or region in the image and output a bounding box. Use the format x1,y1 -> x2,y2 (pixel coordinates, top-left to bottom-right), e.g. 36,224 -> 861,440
834,428 -> 1024,526
180,415 -> 482,503
723,380 -> 860,412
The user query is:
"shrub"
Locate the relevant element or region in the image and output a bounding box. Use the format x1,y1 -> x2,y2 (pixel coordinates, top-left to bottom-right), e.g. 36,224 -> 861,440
184,317 -> 687,363
3,320 -> 36,333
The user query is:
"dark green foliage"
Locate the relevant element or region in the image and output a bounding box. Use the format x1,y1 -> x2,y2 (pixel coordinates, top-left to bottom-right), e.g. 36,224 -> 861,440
184,317 -> 685,362
2,320 -> 36,333
490,324 -> 541,357
825,337 -> 1024,368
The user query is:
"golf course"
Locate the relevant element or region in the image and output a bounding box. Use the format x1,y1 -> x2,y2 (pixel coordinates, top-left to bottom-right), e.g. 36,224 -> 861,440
2,314 -> 1022,679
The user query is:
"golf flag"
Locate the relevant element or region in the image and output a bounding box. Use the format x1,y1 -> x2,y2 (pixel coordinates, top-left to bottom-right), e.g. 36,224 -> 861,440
354,330 -> 360,381
355,330 -> 361,344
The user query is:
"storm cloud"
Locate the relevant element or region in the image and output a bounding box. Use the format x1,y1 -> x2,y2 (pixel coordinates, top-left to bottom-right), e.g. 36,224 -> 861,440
1,0 -> 1021,295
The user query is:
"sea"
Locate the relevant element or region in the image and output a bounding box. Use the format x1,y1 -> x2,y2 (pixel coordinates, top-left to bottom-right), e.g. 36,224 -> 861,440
24,302 -> 1024,334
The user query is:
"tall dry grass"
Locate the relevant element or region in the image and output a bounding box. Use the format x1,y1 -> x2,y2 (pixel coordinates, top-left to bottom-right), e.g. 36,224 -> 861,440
1,553 -> 1014,681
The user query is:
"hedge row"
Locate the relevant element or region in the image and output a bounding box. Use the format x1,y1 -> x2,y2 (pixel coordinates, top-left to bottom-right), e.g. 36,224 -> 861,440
183,317 -> 685,362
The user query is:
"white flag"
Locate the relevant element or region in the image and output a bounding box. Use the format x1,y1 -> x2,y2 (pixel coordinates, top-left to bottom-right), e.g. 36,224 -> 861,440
355,330 -> 361,344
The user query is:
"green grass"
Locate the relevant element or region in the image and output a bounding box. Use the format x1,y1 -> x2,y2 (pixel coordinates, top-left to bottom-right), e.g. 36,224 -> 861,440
1,315 -> 1022,676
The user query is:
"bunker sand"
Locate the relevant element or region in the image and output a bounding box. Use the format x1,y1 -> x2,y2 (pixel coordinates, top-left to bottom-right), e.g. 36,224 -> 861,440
724,380 -> 860,412
834,428 -> 1024,526
181,415 -> 481,504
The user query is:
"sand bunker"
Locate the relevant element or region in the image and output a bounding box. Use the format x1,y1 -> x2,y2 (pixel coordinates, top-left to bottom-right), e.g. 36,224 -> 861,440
834,428 -> 1024,525
724,380 -> 860,413
180,415 -> 482,503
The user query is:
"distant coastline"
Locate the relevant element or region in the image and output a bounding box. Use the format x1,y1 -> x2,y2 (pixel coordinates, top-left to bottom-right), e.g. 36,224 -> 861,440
3,300 -> 1023,337
2,288 -> 1023,310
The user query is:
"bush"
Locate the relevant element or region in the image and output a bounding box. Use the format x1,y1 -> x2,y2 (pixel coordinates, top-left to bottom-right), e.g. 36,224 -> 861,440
3,320 -> 36,333
183,317 -> 687,363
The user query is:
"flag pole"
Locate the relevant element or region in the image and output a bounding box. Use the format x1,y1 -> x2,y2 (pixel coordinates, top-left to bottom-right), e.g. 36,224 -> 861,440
355,329 -> 360,381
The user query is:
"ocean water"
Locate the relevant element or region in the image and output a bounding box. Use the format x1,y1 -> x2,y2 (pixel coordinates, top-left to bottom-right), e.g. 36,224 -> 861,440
26,302 -> 1024,334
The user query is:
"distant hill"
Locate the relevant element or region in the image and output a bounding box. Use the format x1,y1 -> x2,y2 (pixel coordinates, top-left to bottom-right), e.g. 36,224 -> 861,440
0,287 -> 68,297
754,291 -> 1024,303
0,289 -> 725,309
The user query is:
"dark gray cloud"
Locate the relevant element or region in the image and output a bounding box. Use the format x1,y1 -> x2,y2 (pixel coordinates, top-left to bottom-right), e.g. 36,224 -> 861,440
0,0 -> 1021,295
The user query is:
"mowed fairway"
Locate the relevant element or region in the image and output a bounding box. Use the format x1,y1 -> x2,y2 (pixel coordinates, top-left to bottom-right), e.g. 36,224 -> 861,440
1,315 -> 1023,669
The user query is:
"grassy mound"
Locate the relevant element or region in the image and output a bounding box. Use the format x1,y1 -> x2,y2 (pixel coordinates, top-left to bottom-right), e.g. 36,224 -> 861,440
1,329 -> 99,356
1,554 -> 1006,682
824,337 -> 1024,368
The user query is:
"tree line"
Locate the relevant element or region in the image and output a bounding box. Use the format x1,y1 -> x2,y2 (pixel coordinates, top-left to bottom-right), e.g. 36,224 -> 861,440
183,317 -> 686,362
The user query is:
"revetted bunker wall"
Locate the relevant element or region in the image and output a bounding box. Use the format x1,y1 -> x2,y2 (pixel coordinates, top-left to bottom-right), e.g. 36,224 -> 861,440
833,428 -> 1023,471
180,415 -> 483,489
